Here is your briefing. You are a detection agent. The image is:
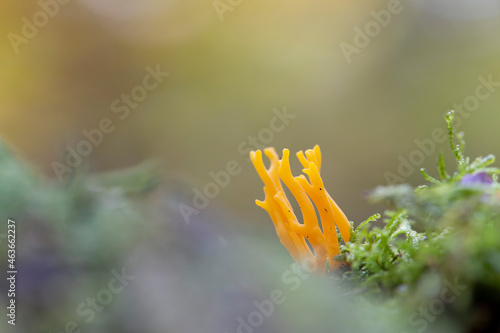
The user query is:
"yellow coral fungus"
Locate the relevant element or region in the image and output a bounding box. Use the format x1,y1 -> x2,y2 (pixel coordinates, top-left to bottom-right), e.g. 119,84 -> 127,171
250,145 -> 351,274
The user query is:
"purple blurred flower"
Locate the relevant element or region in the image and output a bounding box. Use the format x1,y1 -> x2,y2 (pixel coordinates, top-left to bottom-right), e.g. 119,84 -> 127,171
461,172 -> 493,185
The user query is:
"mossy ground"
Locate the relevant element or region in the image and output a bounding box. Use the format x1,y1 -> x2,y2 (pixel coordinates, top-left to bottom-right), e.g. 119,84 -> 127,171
334,111 -> 500,332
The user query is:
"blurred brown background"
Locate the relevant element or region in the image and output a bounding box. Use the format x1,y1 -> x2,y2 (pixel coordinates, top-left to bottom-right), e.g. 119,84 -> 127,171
2,0 -> 500,226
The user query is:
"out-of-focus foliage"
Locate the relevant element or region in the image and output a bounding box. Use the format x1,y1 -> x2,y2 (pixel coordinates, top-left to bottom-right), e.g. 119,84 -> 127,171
0,139 -> 158,332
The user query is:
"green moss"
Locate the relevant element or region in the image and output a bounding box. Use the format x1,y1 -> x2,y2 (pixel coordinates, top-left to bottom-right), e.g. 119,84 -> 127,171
336,111 -> 500,330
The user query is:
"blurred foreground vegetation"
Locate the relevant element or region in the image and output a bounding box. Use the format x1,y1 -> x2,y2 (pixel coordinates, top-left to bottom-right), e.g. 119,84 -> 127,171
2,112 -> 500,332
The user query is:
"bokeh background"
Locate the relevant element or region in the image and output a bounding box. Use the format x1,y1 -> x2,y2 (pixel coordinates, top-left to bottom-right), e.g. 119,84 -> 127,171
1,1 -> 500,332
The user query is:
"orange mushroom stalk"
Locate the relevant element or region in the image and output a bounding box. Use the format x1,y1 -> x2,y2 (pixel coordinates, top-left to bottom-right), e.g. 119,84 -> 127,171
250,145 -> 351,274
